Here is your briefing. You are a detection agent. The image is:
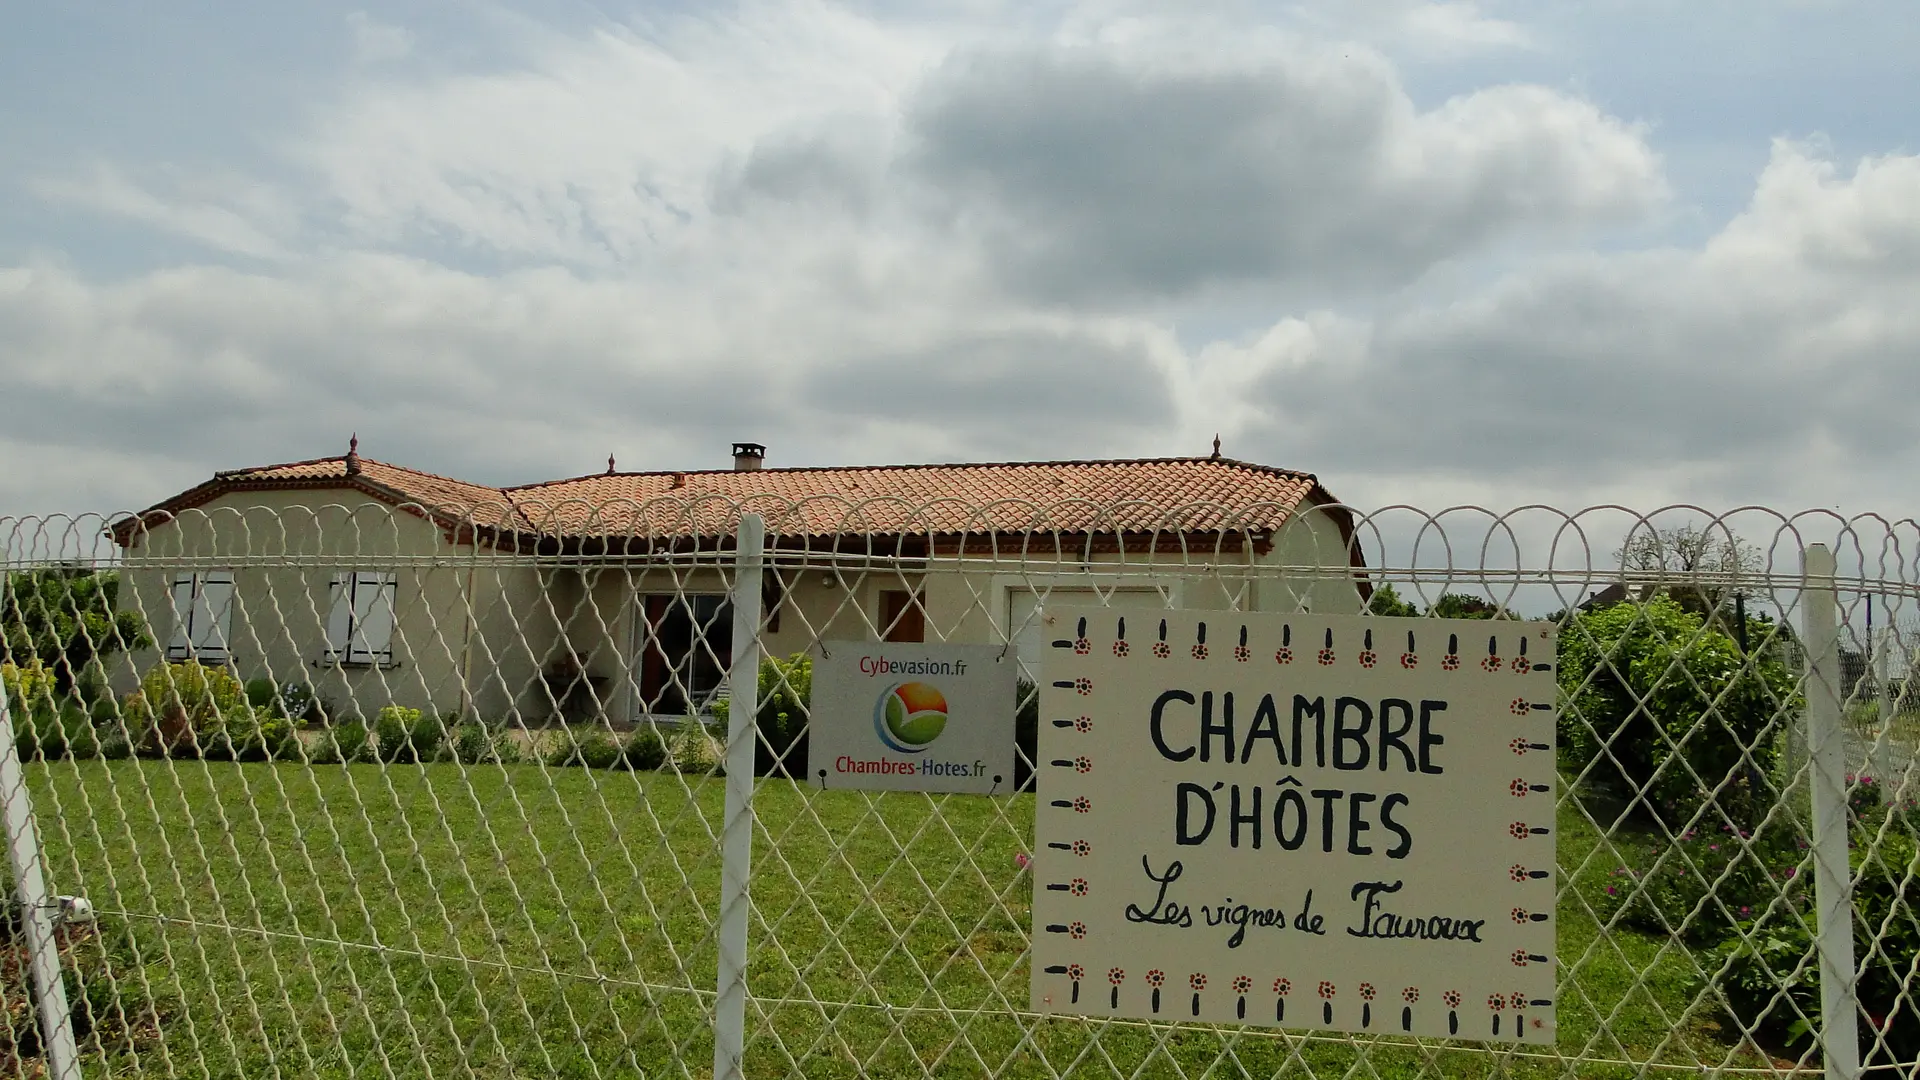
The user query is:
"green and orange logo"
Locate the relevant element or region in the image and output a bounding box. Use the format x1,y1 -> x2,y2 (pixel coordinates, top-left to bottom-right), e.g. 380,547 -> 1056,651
873,681 -> 949,752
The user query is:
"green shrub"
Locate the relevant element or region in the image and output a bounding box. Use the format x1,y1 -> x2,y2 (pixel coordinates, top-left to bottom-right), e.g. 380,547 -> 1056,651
97,728 -> 133,761
244,678 -> 279,713
621,727 -> 668,771
448,723 -> 490,764
710,652 -> 810,778
1558,598 -> 1798,827
227,715 -> 300,762
492,730 -> 522,764
5,659 -> 93,760
314,720 -> 373,765
88,695 -> 122,726
374,706 -> 444,764
119,661 -> 256,759
448,723 -> 518,765
547,727 -> 622,769
1889,793 -> 1920,833
2,658 -> 58,715
667,723 -> 724,775
14,703 -> 104,762
1,568 -> 151,696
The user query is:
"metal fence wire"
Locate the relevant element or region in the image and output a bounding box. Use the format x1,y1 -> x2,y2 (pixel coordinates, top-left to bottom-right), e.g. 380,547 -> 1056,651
0,498 -> 1915,1080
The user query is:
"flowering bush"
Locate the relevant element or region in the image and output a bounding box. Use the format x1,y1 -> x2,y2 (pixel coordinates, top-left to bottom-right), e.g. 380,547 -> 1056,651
1711,833 -> 1917,1067
117,661 -> 291,760
1846,773 -> 1884,820
1585,818 -> 1807,947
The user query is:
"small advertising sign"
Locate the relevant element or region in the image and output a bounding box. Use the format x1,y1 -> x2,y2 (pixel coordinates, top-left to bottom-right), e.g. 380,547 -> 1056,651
809,642 -> 1017,794
1030,609 -> 1558,1043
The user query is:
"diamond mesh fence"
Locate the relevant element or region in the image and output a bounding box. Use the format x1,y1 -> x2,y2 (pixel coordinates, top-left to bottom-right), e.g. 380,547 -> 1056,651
0,498 -> 1913,1079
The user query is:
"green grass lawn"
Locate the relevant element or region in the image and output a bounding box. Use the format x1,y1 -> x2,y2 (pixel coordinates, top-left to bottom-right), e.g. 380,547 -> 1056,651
19,760 -> 1791,1079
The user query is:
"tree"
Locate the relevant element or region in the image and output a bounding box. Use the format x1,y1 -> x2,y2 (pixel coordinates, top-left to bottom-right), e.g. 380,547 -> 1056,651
1427,592 -> 1510,620
1557,596 -> 1799,828
1,567 -> 151,696
1614,524 -> 1761,619
1365,583 -> 1420,618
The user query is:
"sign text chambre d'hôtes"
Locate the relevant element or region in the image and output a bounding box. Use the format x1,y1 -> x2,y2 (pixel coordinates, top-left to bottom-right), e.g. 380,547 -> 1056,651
1030,610 -> 1558,1043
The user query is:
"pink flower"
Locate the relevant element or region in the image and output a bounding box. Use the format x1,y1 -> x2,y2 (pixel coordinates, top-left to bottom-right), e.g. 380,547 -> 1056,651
1014,852 -> 1031,871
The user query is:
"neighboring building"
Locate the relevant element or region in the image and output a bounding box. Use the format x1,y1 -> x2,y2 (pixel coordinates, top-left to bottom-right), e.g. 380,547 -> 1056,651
110,442 -> 1368,725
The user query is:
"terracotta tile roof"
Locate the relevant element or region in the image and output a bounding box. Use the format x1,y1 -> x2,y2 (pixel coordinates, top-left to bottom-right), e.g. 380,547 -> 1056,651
113,454 -> 529,542
505,458 -> 1331,538
217,456 -> 517,518
115,454 -> 1342,545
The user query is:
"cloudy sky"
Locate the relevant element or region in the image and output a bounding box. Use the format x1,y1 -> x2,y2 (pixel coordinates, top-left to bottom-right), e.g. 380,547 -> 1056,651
2,0 -> 1917,521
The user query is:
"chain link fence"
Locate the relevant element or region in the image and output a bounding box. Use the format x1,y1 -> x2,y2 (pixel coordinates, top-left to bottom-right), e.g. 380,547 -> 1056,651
0,499 -> 1915,1079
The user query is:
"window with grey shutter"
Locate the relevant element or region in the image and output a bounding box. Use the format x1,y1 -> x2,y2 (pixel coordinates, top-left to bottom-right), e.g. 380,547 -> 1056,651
166,571 -> 235,661
324,571 -> 398,666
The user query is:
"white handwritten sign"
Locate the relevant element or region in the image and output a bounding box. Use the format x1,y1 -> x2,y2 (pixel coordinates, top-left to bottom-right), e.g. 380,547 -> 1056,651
1030,610 -> 1558,1044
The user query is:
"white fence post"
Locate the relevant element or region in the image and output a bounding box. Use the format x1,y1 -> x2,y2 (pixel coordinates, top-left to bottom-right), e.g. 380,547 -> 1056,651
714,513 -> 766,1080
1802,543 -> 1860,1080
0,684 -> 83,1080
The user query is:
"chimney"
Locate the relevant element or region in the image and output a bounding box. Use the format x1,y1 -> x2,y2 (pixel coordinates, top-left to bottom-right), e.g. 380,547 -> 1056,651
732,442 -> 766,471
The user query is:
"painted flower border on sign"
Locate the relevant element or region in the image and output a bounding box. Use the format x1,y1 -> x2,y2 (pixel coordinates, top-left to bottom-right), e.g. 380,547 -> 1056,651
1030,609 -> 1557,1044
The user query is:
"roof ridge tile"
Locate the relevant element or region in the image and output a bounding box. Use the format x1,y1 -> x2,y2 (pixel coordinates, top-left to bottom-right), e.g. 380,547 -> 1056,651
506,455 -> 1313,490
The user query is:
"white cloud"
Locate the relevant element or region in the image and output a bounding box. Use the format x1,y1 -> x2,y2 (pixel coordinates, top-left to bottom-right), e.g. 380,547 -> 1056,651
1707,139 -> 1920,274
1282,0 -> 1533,58
1396,2 -> 1532,53
30,165 -> 292,260
300,3 -> 937,265
347,11 -> 415,66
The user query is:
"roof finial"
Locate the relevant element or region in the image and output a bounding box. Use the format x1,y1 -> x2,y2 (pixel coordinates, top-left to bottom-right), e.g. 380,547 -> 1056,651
1210,433 -> 1222,460
345,433 -> 361,475
607,453 -> 617,475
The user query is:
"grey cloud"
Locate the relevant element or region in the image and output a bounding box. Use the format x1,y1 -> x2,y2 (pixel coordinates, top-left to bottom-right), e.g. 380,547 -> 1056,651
0,257 -> 1175,517
1223,145 -> 1920,512
0,259 -> 802,514
712,119 -> 890,217
808,325 -> 1177,457
900,44 -> 1663,302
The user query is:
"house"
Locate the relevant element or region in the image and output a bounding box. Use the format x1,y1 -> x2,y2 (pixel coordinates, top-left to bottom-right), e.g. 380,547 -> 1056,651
109,441 -> 1368,726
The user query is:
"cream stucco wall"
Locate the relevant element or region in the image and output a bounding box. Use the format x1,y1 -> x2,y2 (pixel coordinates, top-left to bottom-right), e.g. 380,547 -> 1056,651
119,494 -> 565,723
118,497 -> 1363,725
